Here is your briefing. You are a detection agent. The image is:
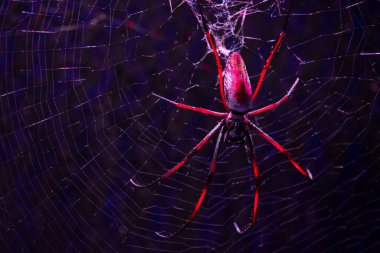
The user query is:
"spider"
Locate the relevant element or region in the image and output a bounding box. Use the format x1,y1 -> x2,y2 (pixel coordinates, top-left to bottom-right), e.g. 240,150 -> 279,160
130,1 -> 313,238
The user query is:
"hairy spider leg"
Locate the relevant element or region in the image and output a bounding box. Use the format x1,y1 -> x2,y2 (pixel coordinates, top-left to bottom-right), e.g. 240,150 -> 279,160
248,121 -> 313,180
196,2 -> 227,108
234,130 -> 260,234
247,78 -> 299,116
130,121 -> 223,188
156,126 -> 225,238
251,0 -> 295,102
152,93 -> 227,117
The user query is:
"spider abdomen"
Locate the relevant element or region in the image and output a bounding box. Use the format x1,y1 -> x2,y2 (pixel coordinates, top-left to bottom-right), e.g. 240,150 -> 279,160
224,52 -> 252,113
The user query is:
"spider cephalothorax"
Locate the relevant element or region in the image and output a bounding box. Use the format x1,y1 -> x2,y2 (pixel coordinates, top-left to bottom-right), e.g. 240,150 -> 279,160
224,113 -> 248,144
131,0 -> 312,238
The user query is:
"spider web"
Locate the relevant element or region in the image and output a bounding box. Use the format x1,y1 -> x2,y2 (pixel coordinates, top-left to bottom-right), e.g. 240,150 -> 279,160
1,0 -> 379,252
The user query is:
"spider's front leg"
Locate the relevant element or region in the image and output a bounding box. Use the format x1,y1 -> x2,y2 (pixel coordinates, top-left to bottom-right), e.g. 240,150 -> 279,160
130,121 -> 224,188
234,129 -> 260,234
248,121 -> 313,180
156,125 -> 226,238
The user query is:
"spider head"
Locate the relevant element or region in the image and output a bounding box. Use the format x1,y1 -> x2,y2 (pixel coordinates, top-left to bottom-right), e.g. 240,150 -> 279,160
224,113 -> 248,144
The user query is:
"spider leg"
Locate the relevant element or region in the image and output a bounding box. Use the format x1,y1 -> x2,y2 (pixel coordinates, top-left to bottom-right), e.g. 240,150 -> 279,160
130,121 -> 224,188
248,121 -> 313,179
233,129 -> 260,234
156,126 -> 225,238
152,93 -> 227,117
196,2 -> 227,108
251,0 -> 295,102
247,78 -> 299,116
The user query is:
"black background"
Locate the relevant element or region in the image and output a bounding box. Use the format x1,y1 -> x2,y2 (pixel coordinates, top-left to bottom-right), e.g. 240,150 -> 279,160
1,0 -> 379,252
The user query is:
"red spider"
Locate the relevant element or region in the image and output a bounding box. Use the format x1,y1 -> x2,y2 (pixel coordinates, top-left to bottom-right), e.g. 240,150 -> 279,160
131,1 -> 312,238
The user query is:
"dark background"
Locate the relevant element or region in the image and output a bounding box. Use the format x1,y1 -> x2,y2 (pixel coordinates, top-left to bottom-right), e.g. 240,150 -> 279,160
0,0 -> 379,252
